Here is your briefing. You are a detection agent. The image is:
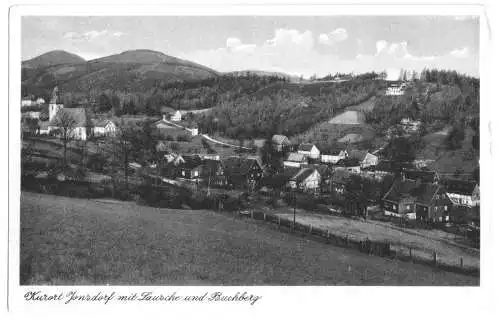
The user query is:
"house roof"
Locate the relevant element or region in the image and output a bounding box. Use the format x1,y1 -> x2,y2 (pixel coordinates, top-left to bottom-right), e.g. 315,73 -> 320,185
202,159 -> 222,174
304,164 -> 329,175
331,169 -> 352,185
160,106 -> 175,114
223,157 -> 262,176
349,149 -> 369,161
298,143 -> 317,152
51,108 -> 88,127
335,158 -> 360,167
181,155 -> 203,169
442,179 -> 478,195
272,134 -> 290,145
404,169 -> 437,183
286,152 -> 307,163
322,149 -> 345,156
291,168 -> 316,184
93,119 -> 113,127
383,178 -> 442,206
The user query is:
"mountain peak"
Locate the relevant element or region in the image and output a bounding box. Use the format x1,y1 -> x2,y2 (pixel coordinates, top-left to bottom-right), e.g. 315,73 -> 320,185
22,50 -> 86,69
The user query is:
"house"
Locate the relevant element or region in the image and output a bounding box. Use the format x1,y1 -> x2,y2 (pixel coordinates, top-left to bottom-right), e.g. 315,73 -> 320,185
362,160 -> 393,179
37,121 -> 51,135
152,115 -> 177,129
179,155 -> 203,180
21,97 -> 34,107
271,134 -> 291,152
171,110 -> 182,122
36,98 -> 45,105
163,153 -> 185,166
223,156 -> 264,189
283,152 -> 308,168
287,168 -> 321,192
442,179 -> 480,207
326,169 -> 352,195
349,149 -> 378,169
334,158 -> 361,173
48,107 -> 89,141
93,119 -> 117,137
202,159 -> 228,187
297,143 -> 320,159
385,82 -> 405,96
320,149 -> 347,164
382,179 -> 452,222
400,118 -> 421,132
201,154 -> 221,161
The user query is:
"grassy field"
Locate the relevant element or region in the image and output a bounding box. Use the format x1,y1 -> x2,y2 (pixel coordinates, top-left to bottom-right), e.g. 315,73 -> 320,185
21,192 -> 478,285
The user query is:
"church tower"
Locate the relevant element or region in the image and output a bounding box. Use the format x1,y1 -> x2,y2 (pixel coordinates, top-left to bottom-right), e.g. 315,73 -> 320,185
49,86 -> 63,122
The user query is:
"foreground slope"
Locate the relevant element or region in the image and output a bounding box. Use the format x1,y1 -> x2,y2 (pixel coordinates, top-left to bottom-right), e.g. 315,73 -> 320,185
20,192 -> 477,285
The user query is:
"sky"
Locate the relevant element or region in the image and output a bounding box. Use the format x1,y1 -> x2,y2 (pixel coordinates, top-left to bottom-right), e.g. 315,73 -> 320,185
22,16 -> 479,78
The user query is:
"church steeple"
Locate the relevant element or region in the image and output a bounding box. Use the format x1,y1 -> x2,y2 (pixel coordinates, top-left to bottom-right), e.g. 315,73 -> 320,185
50,86 -> 59,104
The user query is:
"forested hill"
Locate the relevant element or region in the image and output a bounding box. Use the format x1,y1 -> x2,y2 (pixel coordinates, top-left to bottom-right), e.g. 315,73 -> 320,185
21,49 -> 220,100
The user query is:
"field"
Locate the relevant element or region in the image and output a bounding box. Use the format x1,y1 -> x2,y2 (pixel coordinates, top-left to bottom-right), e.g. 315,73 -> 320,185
21,192 -> 478,285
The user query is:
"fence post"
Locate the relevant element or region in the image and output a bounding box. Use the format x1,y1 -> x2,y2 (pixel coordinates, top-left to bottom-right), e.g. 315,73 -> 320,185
409,247 -> 412,262
251,210 -> 254,219
326,230 -> 330,243
309,224 -> 313,235
263,213 -> 266,221
345,233 -> 349,246
460,257 -> 464,269
278,216 -> 280,229
433,251 -> 438,267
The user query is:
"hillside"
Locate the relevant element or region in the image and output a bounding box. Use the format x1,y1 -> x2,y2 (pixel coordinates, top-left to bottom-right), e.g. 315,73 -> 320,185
21,192 -> 478,285
21,49 -> 220,96
22,50 -> 86,69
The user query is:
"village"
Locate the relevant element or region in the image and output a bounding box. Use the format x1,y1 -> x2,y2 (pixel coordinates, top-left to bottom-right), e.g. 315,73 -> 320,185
21,82 -> 480,240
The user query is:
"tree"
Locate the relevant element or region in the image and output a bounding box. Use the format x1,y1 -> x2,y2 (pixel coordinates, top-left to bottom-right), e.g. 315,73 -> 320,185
99,93 -> 112,113
52,109 -> 77,165
109,121 -> 137,191
384,137 -> 416,172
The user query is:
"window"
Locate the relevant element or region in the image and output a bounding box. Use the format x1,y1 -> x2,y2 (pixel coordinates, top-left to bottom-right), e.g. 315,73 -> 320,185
434,206 -> 438,211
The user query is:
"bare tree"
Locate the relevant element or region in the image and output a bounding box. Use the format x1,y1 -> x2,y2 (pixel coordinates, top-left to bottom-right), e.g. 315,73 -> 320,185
52,109 -> 77,165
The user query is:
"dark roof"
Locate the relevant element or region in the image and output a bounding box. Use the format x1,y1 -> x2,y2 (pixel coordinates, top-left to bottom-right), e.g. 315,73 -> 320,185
335,158 -> 360,167
442,179 -> 478,195
202,159 -> 222,174
383,179 -> 419,203
349,149 -> 369,161
93,119 -> 113,127
223,157 -> 262,176
365,160 -> 393,172
298,143 -> 317,152
331,169 -> 352,185
181,155 -> 203,169
404,169 -> 437,183
322,149 -> 345,156
304,164 -> 329,175
383,178 -> 441,206
160,106 -> 175,114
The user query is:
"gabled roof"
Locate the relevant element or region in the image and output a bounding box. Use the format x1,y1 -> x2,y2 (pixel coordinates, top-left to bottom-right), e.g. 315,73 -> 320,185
272,134 -> 290,145
404,169 -> 438,183
349,149 -> 370,161
335,158 -> 360,167
442,179 -> 478,195
223,157 -> 262,176
322,149 -> 345,156
181,155 -> 203,169
286,152 -> 307,163
298,143 -> 317,152
291,168 -> 317,184
93,119 -> 114,127
383,179 -> 419,203
413,182 -> 441,205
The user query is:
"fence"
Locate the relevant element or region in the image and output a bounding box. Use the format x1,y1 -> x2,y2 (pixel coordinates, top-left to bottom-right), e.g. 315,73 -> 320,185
234,209 -> 479,276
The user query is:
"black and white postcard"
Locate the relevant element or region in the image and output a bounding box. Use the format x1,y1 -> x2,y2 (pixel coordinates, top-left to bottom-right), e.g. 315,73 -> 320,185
5,1 -> 498,322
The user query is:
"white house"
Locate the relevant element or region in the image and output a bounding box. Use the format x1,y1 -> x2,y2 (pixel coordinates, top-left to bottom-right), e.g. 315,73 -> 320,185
443,179 -> 480,207
321,149 -> 347,164
288,168 -> 321,192
21,98 -> 34,107
36,98 -> 45,105
348,149 -> 379,169
171,110 -> 182,122
386,82 -> 405,96
283,152 -> 308,168
48,106 -> 89,141
298,143 -> 320,159
93,119 -> 117,137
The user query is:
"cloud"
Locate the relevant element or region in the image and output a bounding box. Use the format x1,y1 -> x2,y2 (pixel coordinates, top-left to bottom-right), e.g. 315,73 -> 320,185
63,29 -> 125,42
450,47 -> 470,58
318,28 -> 348,45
